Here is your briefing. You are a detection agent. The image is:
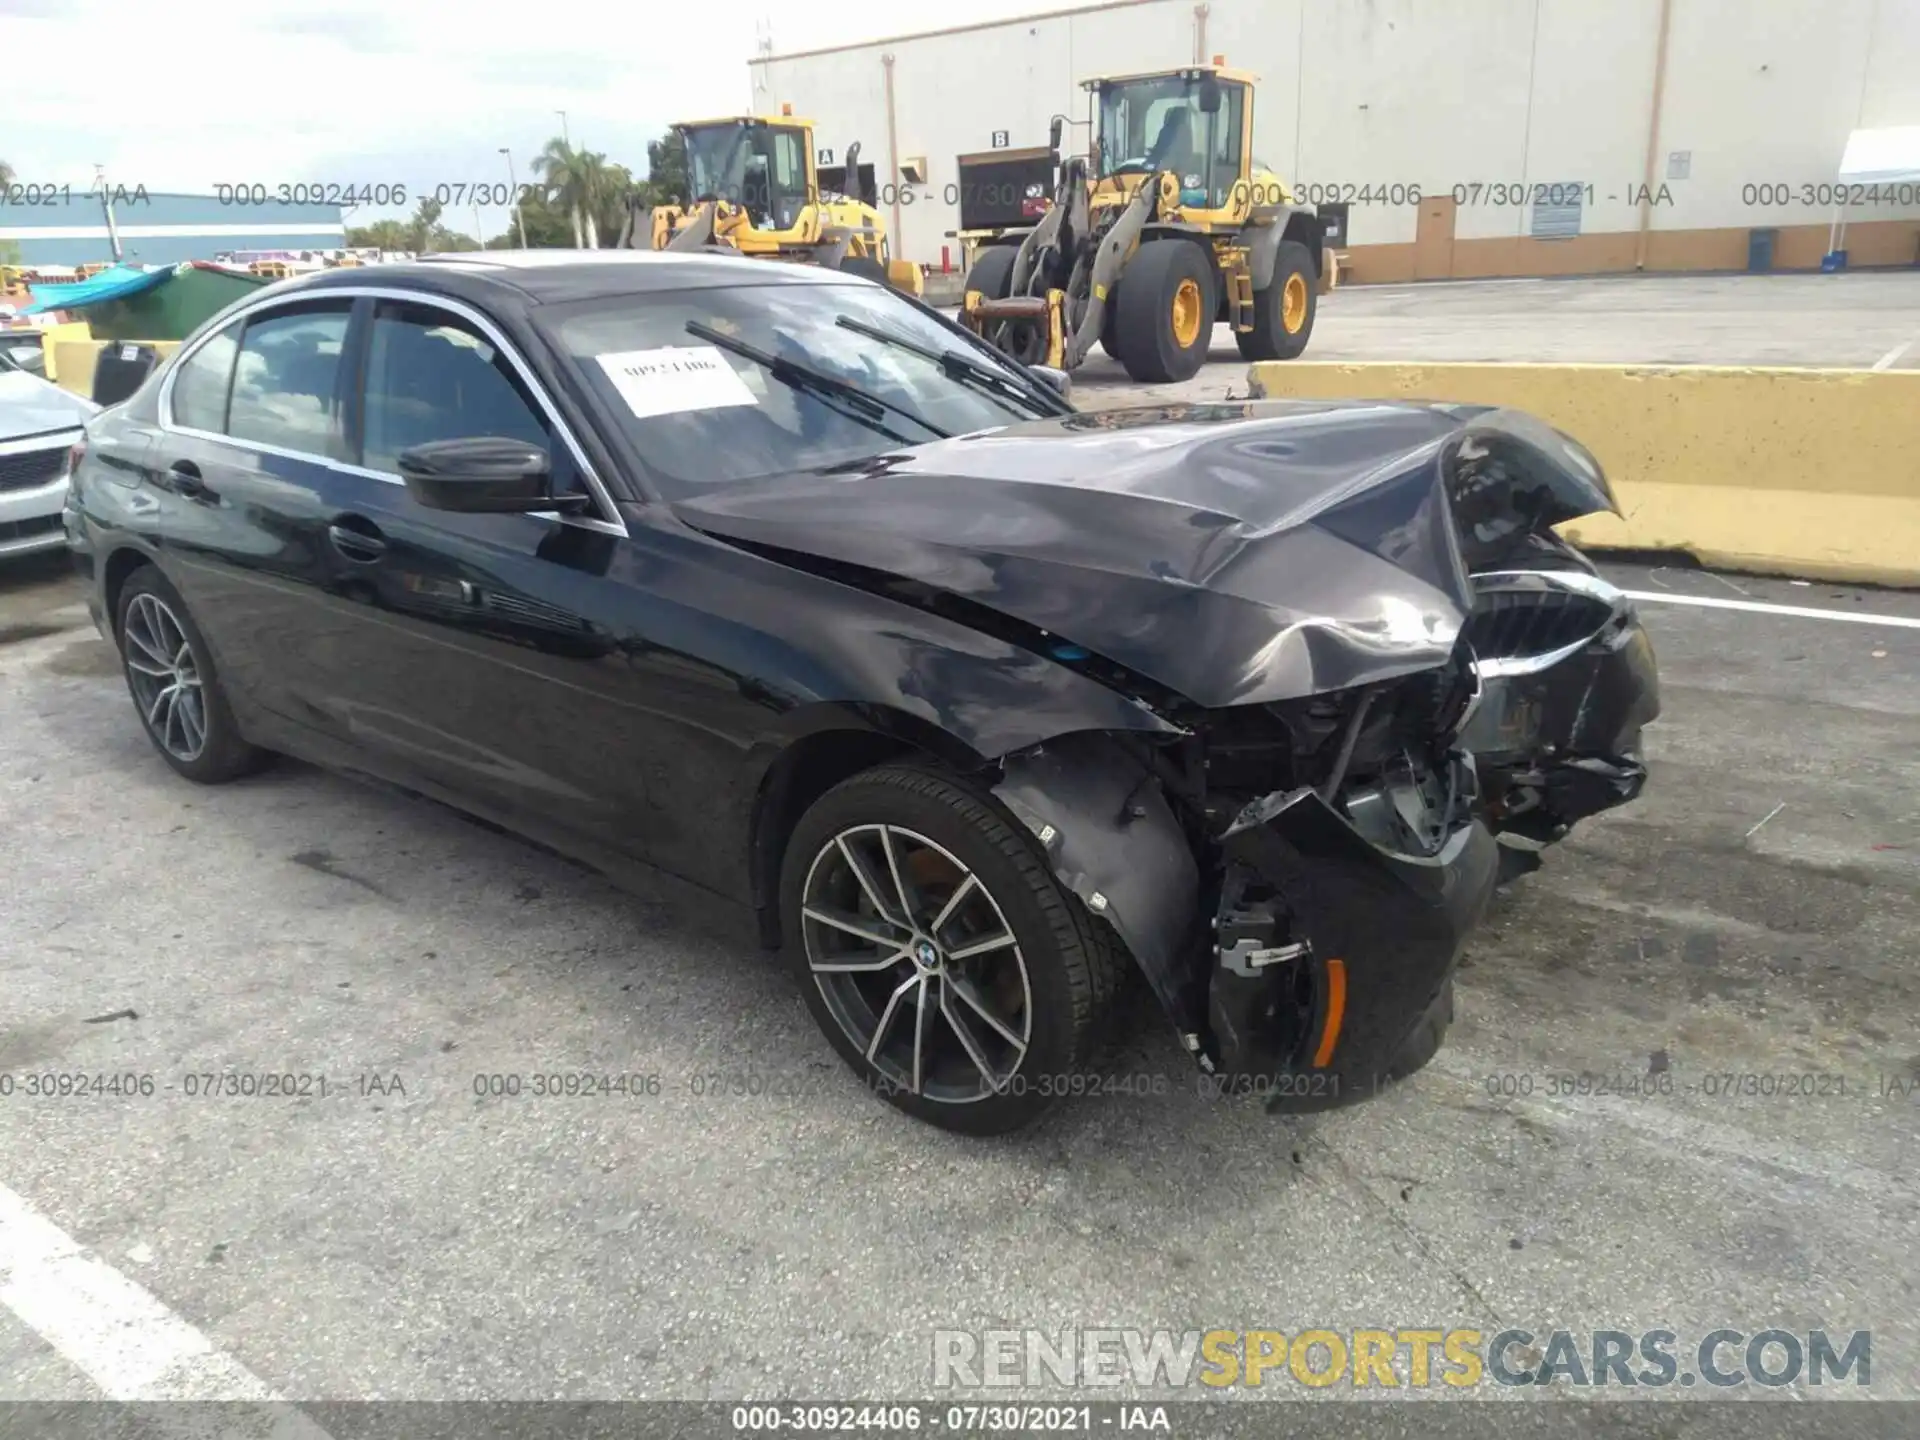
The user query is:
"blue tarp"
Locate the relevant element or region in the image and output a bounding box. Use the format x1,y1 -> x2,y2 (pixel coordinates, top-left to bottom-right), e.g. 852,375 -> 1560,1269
19,265 -> 176,316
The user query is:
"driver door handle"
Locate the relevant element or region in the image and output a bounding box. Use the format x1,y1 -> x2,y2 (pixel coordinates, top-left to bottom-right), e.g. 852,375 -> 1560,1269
327,520 -> 388,564
167,459 -> 213,502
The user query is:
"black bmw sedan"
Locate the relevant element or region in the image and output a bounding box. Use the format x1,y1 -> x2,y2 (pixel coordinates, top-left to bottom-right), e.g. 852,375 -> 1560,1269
64,251 -> 1655,1134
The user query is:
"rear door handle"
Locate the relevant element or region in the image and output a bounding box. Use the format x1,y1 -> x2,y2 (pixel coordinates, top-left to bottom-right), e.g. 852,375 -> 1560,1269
327,519 -> 388,564
167,459 -> 213,502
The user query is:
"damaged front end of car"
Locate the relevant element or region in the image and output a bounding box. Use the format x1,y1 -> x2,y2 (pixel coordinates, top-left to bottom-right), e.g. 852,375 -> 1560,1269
992,641 -> 1497,1111
678,397 -> 1657,1107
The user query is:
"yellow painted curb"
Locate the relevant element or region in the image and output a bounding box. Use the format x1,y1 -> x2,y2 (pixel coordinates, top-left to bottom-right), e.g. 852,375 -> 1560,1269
1246,361 -> 1920,587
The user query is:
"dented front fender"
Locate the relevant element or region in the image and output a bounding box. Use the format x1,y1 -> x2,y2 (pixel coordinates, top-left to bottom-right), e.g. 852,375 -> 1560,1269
992,735 -> 1203,1043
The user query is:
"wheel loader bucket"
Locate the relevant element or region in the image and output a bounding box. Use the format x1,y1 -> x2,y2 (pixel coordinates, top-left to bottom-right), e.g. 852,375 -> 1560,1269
886,259 -> 926,297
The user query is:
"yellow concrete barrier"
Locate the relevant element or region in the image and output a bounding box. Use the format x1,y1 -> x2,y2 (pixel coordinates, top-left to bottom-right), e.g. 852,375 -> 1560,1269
1246,361 -> 1920,587
50,339 -> 181,400
29,321 -> 93,382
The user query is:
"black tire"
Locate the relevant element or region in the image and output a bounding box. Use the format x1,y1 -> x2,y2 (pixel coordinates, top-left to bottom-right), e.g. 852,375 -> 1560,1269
1111,239 -> 1216,383
838,254 -> 891,288
115,566 -> 269,784
779,763 -> 1128,1135
962,244 -> 1018,301
1235,239 -> 1317,362
1097,279 -> 1123,361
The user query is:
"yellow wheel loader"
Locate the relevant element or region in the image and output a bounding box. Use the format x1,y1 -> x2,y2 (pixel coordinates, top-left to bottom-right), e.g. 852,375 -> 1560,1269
628,111 -> 924,297
961,64 -> 1324,383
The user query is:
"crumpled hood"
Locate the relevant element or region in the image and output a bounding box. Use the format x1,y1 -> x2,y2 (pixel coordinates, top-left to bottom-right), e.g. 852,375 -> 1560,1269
674,399 -> 1618,709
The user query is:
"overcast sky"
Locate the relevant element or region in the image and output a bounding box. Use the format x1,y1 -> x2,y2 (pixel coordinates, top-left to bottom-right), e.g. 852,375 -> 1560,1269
5,0 -> 1047,238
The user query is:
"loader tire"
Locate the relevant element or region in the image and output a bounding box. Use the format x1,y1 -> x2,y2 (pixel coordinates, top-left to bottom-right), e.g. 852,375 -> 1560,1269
1235,240 -> 1317,361
1111,239 -> 1214,383
839,254 -> 891,288
1098,281 -> 1123,360
963,246 -> 1018,302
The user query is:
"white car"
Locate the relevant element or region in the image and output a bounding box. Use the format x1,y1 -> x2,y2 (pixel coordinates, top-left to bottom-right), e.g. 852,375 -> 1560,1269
0,363 -> 98,560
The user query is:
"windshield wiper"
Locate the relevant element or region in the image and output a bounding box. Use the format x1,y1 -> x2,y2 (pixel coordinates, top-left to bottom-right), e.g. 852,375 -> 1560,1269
834,315 -> 1059,417
685,320 -> 950,444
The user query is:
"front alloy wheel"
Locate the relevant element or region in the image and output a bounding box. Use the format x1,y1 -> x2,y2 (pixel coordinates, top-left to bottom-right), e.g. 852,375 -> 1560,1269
802,824 -> 1032,1102
780,764 -> 1128,1134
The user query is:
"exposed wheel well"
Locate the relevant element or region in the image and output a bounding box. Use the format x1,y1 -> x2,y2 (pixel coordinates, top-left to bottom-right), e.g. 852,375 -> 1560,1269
101,548 -> 152,638
748,729 -> 924,948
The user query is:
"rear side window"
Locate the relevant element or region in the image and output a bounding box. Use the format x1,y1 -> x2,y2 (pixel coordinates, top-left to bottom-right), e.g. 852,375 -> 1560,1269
169,325 -> 240,432
227,306 -> 351,458
359,302 -> 550,474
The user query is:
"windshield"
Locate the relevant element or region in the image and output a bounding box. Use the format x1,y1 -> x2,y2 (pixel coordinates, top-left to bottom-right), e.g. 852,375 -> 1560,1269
1093,75 -> 1245,209
543,279 -> 1066,499
679,122 -> 812,231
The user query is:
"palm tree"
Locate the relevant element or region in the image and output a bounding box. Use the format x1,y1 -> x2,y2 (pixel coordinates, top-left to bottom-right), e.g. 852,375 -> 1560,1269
593,162 -> 641,249
577,150 -> 610,248
0,161 -> 13,188
532,138 -> 605,248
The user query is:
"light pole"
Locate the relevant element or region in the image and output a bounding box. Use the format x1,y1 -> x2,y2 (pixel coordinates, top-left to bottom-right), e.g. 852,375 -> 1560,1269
472,202 -> 484,249
557,110 -> 570,147
500,147 -> 528,247
94,164 -> 122,263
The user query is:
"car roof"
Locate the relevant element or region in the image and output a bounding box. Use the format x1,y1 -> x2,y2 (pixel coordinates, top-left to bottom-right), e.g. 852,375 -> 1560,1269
277,249 -> 855,306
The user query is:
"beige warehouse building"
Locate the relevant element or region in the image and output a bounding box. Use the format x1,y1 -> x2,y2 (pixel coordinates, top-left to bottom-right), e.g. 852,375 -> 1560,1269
749,0 -> 1920,281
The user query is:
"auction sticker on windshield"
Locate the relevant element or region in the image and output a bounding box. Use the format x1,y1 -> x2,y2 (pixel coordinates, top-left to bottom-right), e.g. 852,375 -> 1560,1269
595,346 -> 759,419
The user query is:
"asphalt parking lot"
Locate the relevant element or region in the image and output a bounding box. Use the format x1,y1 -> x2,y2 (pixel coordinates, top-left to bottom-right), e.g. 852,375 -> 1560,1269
1066,269 -> 1920,409
4,273 -> 1919,1427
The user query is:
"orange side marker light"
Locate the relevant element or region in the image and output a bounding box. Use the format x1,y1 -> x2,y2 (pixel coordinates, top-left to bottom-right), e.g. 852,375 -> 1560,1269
1311,958 -> 1347,1068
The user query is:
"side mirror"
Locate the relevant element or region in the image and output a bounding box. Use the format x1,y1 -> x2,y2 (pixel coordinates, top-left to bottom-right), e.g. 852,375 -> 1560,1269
1198,78 -> 1223,114
396,437 -> 580,514
1048,116 -> 1064,154
1030,365 -> 1071,399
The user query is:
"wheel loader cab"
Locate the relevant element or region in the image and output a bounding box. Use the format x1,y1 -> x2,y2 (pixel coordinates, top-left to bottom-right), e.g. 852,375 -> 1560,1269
676,118 -> 818,245
1088,66 -> 1253,227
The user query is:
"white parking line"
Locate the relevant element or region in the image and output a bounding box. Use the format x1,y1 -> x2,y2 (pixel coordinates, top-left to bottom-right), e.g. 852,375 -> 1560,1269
1625,590 -> 1920,630
1870,340 -> 1913,370
0,1182 -> 334,1434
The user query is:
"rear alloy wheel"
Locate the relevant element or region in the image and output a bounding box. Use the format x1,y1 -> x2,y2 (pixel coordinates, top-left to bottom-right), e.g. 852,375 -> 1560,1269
117,567 -> 267,784
1236,239 -> 1318,361
1111,238 -> 1215,382
781,764 -> 1126,1134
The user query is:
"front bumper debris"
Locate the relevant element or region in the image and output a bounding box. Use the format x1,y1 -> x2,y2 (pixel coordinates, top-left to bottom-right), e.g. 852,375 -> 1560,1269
1209,767 -> 1498,1111
995,735 -> 1496,1111
1462,570 -> 1661,844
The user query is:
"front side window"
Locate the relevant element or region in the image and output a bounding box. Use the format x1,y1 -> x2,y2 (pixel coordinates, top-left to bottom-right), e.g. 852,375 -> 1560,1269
359,302 -> 551,474
767,127 -> 809,229
543,278 -> 1064,499
169,323 -> 241,432
227,305 -> 351,457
